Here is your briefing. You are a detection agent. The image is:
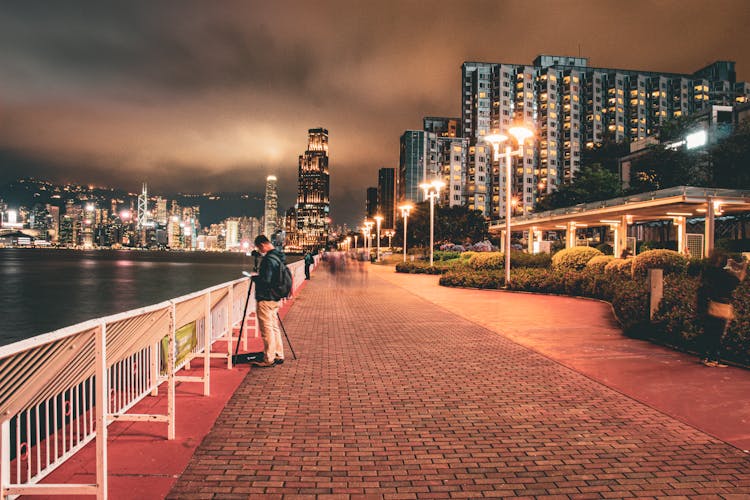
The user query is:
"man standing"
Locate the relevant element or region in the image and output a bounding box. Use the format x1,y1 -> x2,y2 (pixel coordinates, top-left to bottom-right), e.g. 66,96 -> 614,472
304,250 -> 313,280
251,234 -> 286,367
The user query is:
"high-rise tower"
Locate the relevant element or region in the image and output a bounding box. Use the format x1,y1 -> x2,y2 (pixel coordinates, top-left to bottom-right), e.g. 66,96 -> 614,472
296,128 -> 330,249
264,175 -> 278,237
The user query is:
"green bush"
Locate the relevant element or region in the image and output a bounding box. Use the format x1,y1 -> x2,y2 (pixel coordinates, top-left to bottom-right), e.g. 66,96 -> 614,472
512,252 -> 552,269
551,246 -> 603,271
586,255 -> 615,273
467,252 -> 504,270
631,249 -> 688,277
395,261 -> 452,274
611,277 -> 650,335
433,251 -> 461,261
507,268 -> 564,294
439,269 -> 503,289
595,243 -> 614,255
725,279 -> 750,364
604,258 -> 633,280
460,251 -> 477,260
652,275 -> 702,345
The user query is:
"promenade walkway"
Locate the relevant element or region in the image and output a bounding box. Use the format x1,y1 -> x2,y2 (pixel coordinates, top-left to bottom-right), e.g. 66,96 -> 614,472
168,263 -> 750,498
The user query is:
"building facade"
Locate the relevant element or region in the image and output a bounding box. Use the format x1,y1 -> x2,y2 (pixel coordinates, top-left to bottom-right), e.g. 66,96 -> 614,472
377,168 -> 396,229
296,127 -> 330,249
462,56 -> 750,217
264,175 -> 278,237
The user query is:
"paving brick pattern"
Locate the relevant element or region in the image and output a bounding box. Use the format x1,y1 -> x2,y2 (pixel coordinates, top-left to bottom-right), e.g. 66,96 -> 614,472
168,266 -> 750,499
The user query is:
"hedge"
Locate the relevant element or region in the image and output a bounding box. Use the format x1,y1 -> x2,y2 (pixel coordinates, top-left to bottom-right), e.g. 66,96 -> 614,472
551,246 -> 603,271
466,251 -> 551,271
395,260 -> 462,274
631,249 -> 688,277
586,255 -> 615,273
436,263 -> 750,365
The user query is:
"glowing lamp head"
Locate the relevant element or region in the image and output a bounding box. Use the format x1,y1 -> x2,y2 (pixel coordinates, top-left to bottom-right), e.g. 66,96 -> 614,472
508,126 -> 534,145
86,204 -> 95,212
483,133 -> 509,147
398,204 -> 413,217
120,210 -> 131,220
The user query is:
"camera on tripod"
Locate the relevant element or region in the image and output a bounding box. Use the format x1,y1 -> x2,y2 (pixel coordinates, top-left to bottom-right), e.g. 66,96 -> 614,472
248,249 -> 261,273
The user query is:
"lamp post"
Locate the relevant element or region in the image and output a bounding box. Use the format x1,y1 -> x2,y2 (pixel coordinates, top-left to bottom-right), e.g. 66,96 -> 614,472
374,215 -> 383,262
483,125 -> 534,287
419,180 -> 446,267
364,220 -> 374,260
385,229 -> 395,250
398,204 -> 413,262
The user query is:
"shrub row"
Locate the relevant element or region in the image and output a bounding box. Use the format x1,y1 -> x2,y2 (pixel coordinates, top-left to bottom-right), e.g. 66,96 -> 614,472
438,265 -> 750,365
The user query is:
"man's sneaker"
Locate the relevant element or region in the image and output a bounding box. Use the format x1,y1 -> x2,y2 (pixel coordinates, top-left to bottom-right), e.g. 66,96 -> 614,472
250,360 -> 275,368
702,359 -> 718,367
274,358 -> 285,365
715,361 -> 729,368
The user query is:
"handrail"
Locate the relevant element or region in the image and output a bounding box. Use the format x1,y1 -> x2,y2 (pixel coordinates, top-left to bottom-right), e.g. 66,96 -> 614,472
0,256 -> 318,499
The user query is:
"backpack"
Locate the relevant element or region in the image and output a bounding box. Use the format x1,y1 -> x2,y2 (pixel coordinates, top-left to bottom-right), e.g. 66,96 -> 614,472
267,254 -> 293,300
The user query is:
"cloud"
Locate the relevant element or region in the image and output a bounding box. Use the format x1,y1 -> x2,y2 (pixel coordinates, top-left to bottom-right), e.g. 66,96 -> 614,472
0,0 -> 749,226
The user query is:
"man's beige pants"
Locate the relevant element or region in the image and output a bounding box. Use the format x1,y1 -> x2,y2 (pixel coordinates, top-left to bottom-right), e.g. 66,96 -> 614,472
257,300 -> 283,363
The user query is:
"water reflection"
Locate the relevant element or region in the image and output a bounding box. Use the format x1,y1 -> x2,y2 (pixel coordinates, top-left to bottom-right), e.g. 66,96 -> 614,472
0,248 -> 277,344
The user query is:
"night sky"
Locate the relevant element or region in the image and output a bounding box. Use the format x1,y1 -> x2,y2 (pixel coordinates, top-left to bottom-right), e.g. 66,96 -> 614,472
1,0 -> 749,227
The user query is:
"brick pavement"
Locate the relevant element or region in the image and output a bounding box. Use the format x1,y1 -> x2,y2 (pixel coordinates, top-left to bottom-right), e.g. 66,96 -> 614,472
168,264 -> 750,499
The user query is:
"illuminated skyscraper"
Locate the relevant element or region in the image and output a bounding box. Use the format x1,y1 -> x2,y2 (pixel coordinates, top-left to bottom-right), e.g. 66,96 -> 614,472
296,128 -> 330,249
264,175 -> 278,237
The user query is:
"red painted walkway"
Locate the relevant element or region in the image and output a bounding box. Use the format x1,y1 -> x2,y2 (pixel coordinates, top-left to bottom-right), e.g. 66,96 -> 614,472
166,264 -> 750,498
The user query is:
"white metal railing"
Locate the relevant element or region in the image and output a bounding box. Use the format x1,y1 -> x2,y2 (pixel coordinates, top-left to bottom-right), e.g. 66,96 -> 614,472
0,256 -> 316,499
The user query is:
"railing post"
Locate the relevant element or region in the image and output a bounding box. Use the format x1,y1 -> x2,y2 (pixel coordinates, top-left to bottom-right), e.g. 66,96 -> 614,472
1,420 -> 10,500
203,291 -> 211,396
227,285 -> 233,369
95,322 -> 108,500
168,303 -> 176,440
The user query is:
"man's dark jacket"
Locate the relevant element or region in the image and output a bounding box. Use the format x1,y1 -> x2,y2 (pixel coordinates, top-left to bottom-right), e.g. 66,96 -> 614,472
254,248 -> 286,302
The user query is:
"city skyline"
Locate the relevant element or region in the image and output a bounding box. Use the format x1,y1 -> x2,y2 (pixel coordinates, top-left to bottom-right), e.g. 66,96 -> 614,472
1,1 -> 749,227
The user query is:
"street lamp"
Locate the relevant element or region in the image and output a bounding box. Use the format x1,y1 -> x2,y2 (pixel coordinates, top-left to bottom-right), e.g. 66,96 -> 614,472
374,215 -> 383,262
385,229 -> 395,250
419,180 -> 446,267
398,204 -> 413,262
483,125 -> 534,287
364,220 -> 374,260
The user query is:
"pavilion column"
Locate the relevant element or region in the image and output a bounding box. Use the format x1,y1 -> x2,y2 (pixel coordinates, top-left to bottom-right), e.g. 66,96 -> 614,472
527,227 -> 536,253
566,222 -> 576,249
616,215 -> 630,257
705,198 -> 715,257
675,216 -> 688,255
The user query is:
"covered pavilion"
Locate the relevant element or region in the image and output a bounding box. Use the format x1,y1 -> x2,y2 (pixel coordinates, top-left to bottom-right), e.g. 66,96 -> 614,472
490,186 -> 750,258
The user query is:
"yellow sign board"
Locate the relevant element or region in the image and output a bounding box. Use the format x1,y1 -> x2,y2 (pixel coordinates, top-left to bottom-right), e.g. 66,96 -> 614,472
161,321 -> 197,373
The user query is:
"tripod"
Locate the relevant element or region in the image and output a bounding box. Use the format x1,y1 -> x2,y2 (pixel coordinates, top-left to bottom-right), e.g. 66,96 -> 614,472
232,272 -> 297,364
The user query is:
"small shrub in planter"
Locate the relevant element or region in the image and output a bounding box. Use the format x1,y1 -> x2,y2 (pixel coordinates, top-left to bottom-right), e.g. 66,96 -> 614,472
395,261 -> 446,274
604,258 -> 633,280
631,249 -> 688,277
551,246 -> 603,271
586,255 -> 615,273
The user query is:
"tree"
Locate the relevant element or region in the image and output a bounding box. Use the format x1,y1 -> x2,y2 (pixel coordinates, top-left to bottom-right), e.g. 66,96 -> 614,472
710,121 -> 750,189
536,164 -> 622,211
394,202 -> 488,247
581,140 -> 629,175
